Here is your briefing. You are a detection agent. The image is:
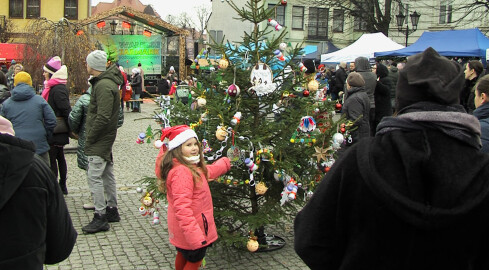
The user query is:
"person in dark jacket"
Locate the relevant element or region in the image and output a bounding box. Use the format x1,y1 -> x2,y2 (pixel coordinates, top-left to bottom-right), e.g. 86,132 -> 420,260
473,74 -> 489,153
1,72 -> 57,164
342,72 -> 370,145
295,47 -> 489,270
461,60 -> 483,113
0,115 -> 77,269
0,71 -> 10,106
82,50 -> 123,234
157,76 -> 170,95
354,56 -> 377,135
333,62 -> 347,101
42,56 -> 72,195
130,68 -> 142,112
373,62 -> 393,130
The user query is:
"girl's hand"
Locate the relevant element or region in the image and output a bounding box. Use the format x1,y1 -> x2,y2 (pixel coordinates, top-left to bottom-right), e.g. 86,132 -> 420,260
157,179 -> 165,193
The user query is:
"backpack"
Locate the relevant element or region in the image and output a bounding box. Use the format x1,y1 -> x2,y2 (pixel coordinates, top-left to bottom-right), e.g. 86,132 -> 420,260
175,85 -> 190,104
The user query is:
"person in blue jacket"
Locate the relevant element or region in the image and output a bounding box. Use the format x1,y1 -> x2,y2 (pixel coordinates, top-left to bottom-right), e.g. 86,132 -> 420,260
473,74 -> 489,153
0,71 -> 56,164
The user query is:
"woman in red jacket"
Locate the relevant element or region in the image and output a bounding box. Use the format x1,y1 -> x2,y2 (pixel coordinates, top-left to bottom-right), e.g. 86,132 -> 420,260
156,125 -> 231,270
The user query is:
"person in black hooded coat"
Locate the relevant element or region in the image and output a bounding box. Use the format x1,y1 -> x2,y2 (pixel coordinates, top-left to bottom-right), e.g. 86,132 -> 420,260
295,47 -> 489,270
0,116 -> 77,269
373,62 -> 392,131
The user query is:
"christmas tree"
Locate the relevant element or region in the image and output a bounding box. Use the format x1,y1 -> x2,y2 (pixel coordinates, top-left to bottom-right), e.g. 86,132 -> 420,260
143,0 -> 352,252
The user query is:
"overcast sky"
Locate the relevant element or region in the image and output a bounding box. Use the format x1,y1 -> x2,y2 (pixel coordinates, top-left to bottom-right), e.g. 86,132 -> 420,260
91,0 -> 212,24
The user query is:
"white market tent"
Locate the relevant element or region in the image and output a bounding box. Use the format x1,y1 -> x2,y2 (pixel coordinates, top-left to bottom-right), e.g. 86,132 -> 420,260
320,33 -> 404,63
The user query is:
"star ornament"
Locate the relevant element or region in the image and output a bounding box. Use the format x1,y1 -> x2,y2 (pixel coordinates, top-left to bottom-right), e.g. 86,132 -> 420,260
313,146 -> 331,163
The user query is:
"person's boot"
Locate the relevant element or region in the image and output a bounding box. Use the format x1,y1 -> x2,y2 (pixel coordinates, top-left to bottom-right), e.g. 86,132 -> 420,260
82,213 -> 110,234
59,180 -> 68,195
106,206 -> 121,222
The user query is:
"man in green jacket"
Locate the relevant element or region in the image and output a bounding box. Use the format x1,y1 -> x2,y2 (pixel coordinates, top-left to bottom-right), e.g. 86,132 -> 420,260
82,50 -> 124,234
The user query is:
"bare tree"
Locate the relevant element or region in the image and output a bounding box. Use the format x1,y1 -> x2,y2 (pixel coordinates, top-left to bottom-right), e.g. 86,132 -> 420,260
0,17 -> 14,43
195,4 -> 211,44
302,0 -> 396,36
23,18 -> 95,94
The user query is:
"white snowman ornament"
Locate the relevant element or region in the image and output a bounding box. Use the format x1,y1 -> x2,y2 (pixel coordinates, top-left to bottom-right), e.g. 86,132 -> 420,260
249,63 -> 276,96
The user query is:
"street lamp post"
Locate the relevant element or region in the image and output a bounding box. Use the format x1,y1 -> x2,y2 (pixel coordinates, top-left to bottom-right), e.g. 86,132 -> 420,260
396,10 -> 421,46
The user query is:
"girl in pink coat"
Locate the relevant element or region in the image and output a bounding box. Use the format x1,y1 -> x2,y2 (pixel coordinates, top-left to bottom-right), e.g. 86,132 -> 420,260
156,125 -> 231,270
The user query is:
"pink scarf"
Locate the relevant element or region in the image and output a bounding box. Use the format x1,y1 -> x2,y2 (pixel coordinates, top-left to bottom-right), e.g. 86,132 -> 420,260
42,78 -> 67,101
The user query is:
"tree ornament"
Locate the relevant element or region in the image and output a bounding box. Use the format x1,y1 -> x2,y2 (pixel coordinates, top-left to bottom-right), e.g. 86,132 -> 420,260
274,49 -> 285,61
298,62 -> 307,73
299,116 -> 316,132
219,58 -> 229,69
340,127 -> 346,133
332,133 -> 344,144
303,90 -> 310,97
227,146 -> 243,165
335,103 -> 342,111
307,190 -> 314,198
249,63 -> 275,96
245,158 -> 258,171
227,84 -> 240,97
313,146 -> 330,163
215,126 -> 228,141
268,19 -> 282,31
153,211 -> 160,225
308,80 -> 319,91
279,42 -> 287,51
196,97 -> 207,108
202,139 -> 212,153
136,187 -> 143,193
247,238 -> 259,252
136,132 -> 146,144
281,0 -> 287,6
255,182 -> 268,195
231,112 -> 242,125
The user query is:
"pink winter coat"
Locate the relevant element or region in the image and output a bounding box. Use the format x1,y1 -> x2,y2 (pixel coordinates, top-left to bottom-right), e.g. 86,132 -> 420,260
165,157 -> 230,250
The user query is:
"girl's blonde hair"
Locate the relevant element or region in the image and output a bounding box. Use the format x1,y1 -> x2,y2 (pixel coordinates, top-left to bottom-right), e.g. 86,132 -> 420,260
158,141 -> 208,193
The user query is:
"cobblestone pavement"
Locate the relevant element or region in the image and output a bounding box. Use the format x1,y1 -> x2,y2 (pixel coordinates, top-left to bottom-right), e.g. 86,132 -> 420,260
44,99 -> 308,270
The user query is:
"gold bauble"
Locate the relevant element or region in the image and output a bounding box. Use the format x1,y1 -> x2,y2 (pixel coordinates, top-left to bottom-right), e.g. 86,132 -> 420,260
219,59 -> 229,69
255,182 -> 268,195
308,80 -> 319,91
215,127 -> 227,141
247,239 -> 259,252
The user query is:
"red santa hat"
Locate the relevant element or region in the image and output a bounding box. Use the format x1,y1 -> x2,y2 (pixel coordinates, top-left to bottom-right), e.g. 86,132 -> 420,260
160,125 -> 198,151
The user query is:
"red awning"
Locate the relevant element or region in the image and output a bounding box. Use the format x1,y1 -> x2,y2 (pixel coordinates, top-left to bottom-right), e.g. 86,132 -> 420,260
0,43 -> 26,61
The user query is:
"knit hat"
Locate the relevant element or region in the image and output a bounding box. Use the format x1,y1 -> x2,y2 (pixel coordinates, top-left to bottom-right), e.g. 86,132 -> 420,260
346,72 -> 365,87
132,68 -> 140,74
43,56 -> 62,74
160,125 -> 198,151
11,60 -> 16,65
0,116 -> 15,136
14,71 -> 32,87
86,50 -> 107,72
396,47 -> 464,111
169,66 -> 175,72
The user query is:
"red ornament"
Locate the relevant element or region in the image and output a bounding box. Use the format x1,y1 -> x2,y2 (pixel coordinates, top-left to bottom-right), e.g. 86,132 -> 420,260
324,167 -> 331,173
340,123 -> 346,128
303,90 -> 310,97
340,127 -> 346,133
281,0 -> 287,5
335,103 -> 342,110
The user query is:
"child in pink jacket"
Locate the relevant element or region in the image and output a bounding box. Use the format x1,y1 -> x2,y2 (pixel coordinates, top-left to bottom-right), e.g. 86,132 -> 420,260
155,125 -> 231,270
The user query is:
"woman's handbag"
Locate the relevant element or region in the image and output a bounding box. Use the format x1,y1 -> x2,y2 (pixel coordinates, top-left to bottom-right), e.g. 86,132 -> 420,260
124,85 -> 133,101
53,116 -> 69,134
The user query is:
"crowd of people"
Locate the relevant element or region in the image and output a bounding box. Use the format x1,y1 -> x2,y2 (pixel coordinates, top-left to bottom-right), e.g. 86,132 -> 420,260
2,46 -> 489,269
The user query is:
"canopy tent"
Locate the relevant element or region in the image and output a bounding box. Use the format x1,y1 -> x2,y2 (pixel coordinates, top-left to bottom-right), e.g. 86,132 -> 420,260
301,42 -> 339,60
0,43 -> 26,62
320,33 -> 404,63
374,28 -> 489,64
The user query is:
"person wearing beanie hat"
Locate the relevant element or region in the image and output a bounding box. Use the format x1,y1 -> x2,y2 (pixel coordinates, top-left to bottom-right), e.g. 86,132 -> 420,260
82,49 -> 124,234
130,67 -> 142,112
295,47 -> 489,270
0,116 -> 77,269
13,71 -> 32,87
154,125 -> 231,269
340,72 -> 370,146
1,70 -> 57,164
41,56 -> 72,195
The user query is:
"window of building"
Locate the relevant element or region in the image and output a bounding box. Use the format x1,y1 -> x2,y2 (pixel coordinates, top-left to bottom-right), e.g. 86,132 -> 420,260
9,0 -> 23,18
353,13 -> 368,31
268,4 -> 285,26
439,1 -> 452,24
64,0 -> 78,20
332,9 -> 344,32
27,0 -> 41,18
292,6 -> 304,30
208,30 -> 223,44
308,7 -> 328,40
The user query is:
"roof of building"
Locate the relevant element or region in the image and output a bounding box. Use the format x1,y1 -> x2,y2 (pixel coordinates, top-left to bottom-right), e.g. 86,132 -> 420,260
92,0 -> 160,18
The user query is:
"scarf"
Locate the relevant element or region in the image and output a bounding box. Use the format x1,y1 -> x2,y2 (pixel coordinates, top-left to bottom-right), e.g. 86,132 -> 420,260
41,78 -> 67,101
377,102 -> 481,149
